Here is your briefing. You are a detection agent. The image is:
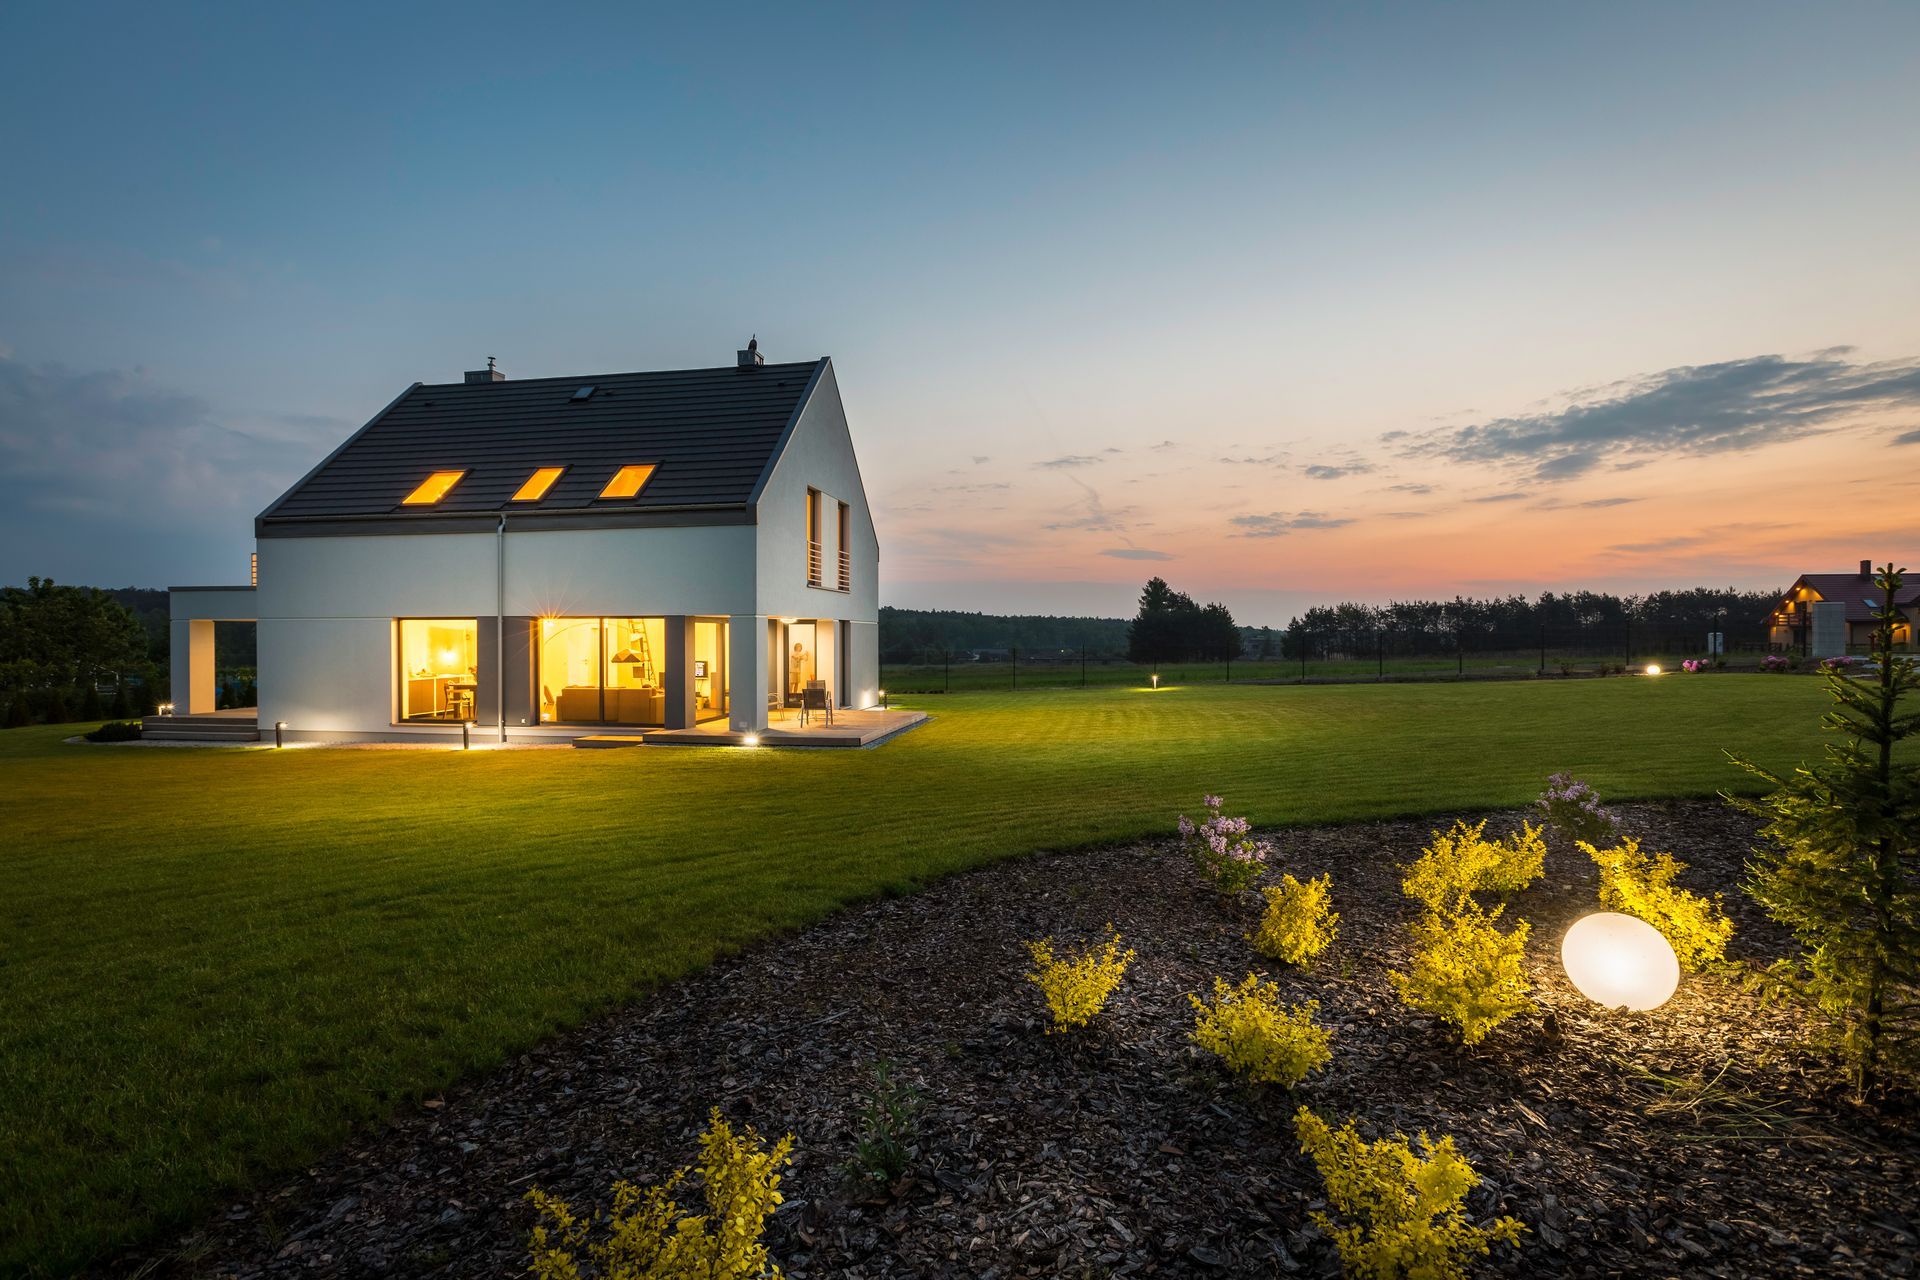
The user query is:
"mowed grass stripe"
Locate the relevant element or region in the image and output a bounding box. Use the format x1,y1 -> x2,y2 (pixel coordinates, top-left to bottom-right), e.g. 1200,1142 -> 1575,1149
0,677 -> 1829,1274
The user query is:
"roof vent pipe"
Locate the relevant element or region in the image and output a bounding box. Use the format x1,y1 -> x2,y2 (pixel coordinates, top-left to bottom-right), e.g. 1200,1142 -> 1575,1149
737,335 -> 763,369
1862,559 -> 1873,578
465,355 -> 506,385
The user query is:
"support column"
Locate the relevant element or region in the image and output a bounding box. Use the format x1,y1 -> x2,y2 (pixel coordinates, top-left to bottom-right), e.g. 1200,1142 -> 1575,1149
475,617 -> 535,730
728,613 -> 769,733
663,615 -> 694,729
170,618 -> 216,713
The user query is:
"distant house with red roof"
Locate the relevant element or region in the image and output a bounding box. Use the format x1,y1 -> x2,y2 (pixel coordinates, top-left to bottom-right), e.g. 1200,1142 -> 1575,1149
1768,560 -> 1919,656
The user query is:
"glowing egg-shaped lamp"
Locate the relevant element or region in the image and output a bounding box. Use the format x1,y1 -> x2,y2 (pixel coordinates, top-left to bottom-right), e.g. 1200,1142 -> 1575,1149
1560,912 -> 1679,1011
1644,663 -> 1663,676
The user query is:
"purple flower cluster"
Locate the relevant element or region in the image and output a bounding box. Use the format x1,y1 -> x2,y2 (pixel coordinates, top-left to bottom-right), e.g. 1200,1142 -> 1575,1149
1681,658 -> 1706,673
1761,654 -> 1792,673
1177,794 -> 1273,893
1820,655 -> 1861,671
1536,772 -> 1619,846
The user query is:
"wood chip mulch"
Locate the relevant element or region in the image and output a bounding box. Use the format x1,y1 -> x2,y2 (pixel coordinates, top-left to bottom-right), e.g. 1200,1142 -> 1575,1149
137,800 -> 1917,1279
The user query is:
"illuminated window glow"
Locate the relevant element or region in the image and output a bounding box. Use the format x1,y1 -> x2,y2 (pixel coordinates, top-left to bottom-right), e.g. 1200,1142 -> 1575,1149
512,467 -> 565,502
402,470 -> 466,505
599,464 -> 656,499
397,619 -> 478,722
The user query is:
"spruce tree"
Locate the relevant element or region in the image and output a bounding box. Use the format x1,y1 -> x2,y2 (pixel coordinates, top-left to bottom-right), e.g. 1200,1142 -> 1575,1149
1730,564 -> 1920,1098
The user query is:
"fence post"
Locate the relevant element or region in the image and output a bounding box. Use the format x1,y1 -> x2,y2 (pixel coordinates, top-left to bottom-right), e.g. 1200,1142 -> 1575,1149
1011,646 -> 1017,692
1377,629 -> 1384,681
1538,625 -> 1547,676
1081,645 -> 1086,687
1458,631 -> 1464,678
1300,637 -> 1307,683
1623,623 -> 1631,668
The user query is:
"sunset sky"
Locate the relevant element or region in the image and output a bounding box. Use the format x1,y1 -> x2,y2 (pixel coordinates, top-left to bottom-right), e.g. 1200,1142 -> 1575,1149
3,4 -> 1917,626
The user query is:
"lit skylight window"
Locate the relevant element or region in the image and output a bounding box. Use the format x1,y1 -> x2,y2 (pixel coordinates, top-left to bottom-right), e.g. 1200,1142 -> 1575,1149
599,464 -> 657,499
512,467 -> 565,502
402,470 -> 466,505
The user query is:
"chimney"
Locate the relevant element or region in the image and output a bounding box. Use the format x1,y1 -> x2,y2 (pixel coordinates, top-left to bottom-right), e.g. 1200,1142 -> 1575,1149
737,334 -> 763,369
1861,559 -> 1873,579
465,355 -> 506,385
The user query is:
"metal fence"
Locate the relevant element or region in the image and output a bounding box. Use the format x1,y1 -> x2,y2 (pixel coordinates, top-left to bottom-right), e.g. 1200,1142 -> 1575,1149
878,622 -> 1775,693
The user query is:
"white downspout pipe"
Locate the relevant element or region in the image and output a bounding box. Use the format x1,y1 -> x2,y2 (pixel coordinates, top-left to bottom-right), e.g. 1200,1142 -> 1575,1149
496,513 -> 507,742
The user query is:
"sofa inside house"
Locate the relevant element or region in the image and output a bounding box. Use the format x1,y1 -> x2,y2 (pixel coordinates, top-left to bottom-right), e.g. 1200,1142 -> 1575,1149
554,685 -> 664,724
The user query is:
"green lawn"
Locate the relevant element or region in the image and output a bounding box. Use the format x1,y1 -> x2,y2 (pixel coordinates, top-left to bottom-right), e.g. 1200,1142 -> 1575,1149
0,677 -> 1831,1274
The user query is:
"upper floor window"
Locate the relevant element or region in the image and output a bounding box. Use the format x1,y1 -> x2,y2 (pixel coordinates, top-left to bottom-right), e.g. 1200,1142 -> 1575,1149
837,501 -> 851,591
806,488 -> 823,586
402,470 -> 466,505
512,467 -> 565,502
600,464 -> 657,499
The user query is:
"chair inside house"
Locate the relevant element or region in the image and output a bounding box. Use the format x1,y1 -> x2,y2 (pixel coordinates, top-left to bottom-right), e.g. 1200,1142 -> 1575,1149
799,680 -> 832,727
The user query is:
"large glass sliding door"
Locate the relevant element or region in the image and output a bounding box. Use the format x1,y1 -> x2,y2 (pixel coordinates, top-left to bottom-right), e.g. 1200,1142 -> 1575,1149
537,616 -> 667,725
693,618 -> 728,722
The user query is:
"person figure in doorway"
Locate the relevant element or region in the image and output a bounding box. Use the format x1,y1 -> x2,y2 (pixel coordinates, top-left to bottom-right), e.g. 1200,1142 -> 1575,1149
790,640 -> 812,696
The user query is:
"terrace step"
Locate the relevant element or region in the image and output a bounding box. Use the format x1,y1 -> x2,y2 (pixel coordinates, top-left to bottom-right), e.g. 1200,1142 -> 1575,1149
141,715 -> 261,742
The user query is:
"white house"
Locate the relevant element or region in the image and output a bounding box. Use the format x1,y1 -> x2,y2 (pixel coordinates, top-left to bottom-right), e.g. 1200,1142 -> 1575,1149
164,345 -> 883,744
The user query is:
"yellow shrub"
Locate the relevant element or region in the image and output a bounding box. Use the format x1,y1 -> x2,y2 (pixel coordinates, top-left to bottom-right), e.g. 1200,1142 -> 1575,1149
1391,896 -> 1531,1046
1580,837 -> 1734,970
526,1108 -> 793,1280
1026,926 -> 1135,1031
1250,873 -> 1339,967
1401,819 -> 1547,910
1189,974 -> 1333,1087
1294,1106 -> 1525,1280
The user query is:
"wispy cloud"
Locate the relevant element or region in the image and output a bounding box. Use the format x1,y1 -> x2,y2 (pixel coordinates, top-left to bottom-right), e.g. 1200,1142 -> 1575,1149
1303,461 -> 1374,480
1035,454 -> 1102,469
1894,428 -> 1920,446
1468,492 -> 1527,504
1229,510 -> 1355,538
1386,482 -> 1435,495
1398,349 -> 1920,481
1100,548 -> 1173,561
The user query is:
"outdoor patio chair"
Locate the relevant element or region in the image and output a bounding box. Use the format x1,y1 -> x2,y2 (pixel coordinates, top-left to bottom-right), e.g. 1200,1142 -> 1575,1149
800,682 -> 832,727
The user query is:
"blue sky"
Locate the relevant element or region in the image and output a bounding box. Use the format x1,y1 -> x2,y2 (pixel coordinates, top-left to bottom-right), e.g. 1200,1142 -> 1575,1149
3,3 -> 1917,624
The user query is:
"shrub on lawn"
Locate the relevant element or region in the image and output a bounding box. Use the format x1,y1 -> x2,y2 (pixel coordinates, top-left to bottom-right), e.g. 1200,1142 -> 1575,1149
1189,974 -> 1332,1087
1293,1106 -> 1526,1280
42,688 -> 68,724
847,1060 -> 920,1190
1536,773 -> 1618,848
526,1107 -> 793,1280
1580,837 -> 1733,971
1734,564 -> 1920,1098
1401,819 -> 1546,911
1250,872 -> 1339,967
1392,896 -> 1531,1046
1026,926 -> 1134,1032
3,696 -> 29,728
84,721 -> 142,743
1177,793 -> 1272,894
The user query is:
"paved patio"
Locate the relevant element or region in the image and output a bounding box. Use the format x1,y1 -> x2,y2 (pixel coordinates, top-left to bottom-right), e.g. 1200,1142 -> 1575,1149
576,707 -> 928,749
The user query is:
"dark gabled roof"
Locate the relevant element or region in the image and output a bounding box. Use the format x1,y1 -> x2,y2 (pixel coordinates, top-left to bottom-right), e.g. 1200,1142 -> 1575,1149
259,359 -> 825,527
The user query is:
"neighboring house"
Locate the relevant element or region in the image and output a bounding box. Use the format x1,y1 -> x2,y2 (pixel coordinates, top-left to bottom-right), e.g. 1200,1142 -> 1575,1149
167,345 -> 880,742
1767,560 -> 1919,657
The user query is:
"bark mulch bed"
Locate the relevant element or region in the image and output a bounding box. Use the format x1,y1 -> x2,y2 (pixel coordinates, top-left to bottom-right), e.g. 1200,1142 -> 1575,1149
139,800 -> 1917,1279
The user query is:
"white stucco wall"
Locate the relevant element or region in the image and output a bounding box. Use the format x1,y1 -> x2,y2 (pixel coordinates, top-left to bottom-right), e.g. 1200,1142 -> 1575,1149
752,361 -> 882,707
254,521 -> 758,739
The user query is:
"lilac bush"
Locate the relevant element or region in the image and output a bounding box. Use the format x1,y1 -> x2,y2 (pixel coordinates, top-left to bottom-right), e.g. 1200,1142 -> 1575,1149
1536,773 -> 1618,847
1177,794 -> 1272,894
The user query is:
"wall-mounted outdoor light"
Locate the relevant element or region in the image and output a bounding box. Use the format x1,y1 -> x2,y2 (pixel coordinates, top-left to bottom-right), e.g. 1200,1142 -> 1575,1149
274,720 -> 287,748
158,702 -> 175,717
1561,912 -> 1678,1011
